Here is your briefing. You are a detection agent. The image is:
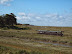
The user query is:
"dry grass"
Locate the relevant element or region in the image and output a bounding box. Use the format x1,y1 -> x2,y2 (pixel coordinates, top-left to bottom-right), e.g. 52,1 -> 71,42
0,25 -> 72,54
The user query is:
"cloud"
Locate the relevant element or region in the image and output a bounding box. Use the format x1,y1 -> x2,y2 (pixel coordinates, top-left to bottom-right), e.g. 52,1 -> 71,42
18,12 -> 26,16
16,16 -> 21,20
36,17 -> 41,19
17,12 -> 72,27
0,0 -> 13,6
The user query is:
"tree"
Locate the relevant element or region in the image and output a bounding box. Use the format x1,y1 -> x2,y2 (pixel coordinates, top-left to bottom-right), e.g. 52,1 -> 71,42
4,14 -> 11,26
0,13 -> 17,27
10,13 -> 17,25
4,13 -> 17,26
0,16 -> 5,27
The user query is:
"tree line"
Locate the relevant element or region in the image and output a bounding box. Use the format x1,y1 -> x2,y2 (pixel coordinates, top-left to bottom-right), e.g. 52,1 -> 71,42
0,13 -> 17,27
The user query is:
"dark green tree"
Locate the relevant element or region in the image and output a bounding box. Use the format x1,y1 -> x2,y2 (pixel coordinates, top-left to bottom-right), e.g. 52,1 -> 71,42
0,16 -> 5,27
4,13 -> 17,26
10,13 -> 17,25
4,14 -> 10,26
0,13 -> 17,27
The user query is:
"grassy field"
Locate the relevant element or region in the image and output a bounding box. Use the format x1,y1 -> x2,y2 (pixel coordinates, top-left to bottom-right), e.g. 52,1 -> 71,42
0,25 -> 72,54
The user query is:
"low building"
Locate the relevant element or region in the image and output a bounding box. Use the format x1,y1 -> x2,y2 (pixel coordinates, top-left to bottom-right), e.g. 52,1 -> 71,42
37,30 -> 63,36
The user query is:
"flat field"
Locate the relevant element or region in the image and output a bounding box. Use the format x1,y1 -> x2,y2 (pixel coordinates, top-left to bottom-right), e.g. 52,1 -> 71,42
0,25 -> 72,54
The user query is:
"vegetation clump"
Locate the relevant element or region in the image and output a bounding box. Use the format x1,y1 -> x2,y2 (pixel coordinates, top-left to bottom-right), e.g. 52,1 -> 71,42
0,46 -> 43,54
0,13 -> 17,27
0,13 -> 31,30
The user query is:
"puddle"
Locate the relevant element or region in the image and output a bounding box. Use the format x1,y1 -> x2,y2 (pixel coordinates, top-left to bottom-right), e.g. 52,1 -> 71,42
1,36 -> 72,47
20,38 -> 72,47
36,41 -> 72,47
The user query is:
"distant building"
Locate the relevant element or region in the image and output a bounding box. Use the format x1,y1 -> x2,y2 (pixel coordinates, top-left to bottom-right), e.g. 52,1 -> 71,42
17,23 -> 22,25
24,24 -> 34,26
37,30 -> 63,36
24,24 -> 30,26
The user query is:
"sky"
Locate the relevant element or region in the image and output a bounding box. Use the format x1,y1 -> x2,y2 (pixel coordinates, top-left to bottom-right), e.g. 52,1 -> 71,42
0,0 -> 72,27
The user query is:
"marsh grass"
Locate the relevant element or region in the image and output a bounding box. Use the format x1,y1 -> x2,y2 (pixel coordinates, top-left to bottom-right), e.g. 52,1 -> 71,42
0,25 -> 72,54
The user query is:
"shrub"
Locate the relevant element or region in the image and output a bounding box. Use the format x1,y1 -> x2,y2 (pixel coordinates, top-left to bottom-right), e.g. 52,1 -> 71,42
2,27 -> 8,30
15,50 -> 29,54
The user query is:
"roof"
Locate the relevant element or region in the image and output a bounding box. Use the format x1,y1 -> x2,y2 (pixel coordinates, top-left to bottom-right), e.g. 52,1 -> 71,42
37,30 -> 62,32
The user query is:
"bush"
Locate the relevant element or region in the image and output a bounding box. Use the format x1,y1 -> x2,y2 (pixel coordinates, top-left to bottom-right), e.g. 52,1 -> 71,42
2,27 -> 8,30
30,51 -> 42,54
15,50 -> 29,54
23,27 -> 31,30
